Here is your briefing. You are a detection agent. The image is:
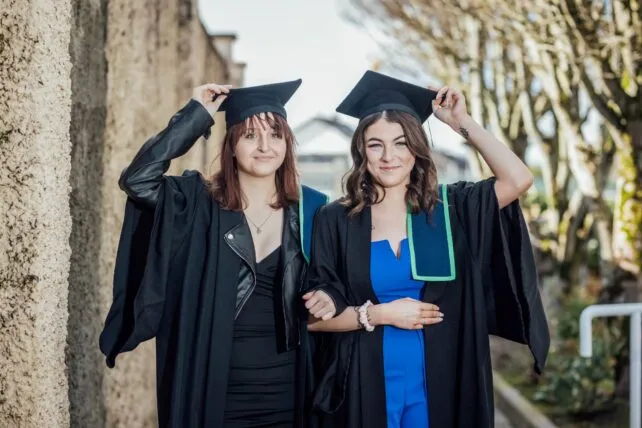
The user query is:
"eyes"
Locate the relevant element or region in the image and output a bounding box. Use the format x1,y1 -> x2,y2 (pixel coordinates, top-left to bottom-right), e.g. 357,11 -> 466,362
243,129 -> 282,140
366,140 -> 408,149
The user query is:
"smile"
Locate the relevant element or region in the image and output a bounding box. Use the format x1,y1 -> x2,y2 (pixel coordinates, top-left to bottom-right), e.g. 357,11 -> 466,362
379,166 -> 401,171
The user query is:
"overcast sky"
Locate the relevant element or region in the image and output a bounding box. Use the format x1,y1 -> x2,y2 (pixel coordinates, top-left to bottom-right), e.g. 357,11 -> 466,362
200,0 -> 380,128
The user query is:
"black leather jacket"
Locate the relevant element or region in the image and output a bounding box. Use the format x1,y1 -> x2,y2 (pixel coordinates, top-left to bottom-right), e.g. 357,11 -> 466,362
119,99 -> 307,351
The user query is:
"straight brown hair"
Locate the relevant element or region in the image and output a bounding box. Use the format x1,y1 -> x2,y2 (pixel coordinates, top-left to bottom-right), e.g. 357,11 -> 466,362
208,113 -> 299,210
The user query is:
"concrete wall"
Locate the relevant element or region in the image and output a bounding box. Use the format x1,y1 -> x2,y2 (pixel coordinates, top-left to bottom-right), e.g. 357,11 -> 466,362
1,0 -> 242,426
0,1 -> 73,426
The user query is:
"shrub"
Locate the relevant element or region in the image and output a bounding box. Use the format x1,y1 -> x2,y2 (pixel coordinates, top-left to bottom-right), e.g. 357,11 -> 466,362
533,295 -> 626,415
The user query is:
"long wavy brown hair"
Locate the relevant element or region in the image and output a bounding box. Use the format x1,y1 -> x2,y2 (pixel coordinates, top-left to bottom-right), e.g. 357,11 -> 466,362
342,110 -> 439,216
208,113 -> 299,210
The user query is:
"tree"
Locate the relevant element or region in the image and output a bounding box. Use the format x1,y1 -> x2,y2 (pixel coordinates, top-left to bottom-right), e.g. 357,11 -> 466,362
483,0 -> 642,297
344,0 -> 619,297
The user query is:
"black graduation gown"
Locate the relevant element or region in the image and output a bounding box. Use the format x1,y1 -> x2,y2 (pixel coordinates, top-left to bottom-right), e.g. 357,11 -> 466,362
99,171 -> 320,427
307,178 -> 550,428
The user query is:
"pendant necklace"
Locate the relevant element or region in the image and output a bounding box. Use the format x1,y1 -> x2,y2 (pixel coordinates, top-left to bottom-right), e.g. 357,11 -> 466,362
245,209 -> 275,234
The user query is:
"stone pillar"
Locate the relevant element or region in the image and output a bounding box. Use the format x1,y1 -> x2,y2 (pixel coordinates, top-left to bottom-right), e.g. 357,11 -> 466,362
0,1 -> 73,427
66,0 -> 113,426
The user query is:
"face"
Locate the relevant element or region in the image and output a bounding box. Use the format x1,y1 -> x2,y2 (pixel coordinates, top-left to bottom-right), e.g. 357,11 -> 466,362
234,112 -> 287,179
364,117 -> 416,190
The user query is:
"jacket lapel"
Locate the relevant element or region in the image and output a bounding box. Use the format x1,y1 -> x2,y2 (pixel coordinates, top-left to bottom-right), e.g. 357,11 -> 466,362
282,204 -> 302,267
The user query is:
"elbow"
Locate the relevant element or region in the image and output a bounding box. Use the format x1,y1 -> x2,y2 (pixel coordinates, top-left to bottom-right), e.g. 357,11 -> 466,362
496,170 -> 534,208
118,166 -> 132,192
118,167 -> 140,199
515,171 -> 534,196
118,167 -> 160,207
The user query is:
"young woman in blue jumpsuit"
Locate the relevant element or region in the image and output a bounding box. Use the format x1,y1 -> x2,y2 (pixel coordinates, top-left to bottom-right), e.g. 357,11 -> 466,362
371,239 -> 429,426
303,71 -> 548,428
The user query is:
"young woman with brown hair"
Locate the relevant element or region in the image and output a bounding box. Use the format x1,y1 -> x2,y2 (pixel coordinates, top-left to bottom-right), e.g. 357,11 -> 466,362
100,80 -> 331,427
304,71 -> 550,428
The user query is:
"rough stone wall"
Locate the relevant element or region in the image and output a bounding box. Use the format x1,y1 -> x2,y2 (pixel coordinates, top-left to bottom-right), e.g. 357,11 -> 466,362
96,0 -> 181,425
69,0 -> 236,426
66,0 -> 111,426
0,1 -> 73,427
0,0 -> 240,427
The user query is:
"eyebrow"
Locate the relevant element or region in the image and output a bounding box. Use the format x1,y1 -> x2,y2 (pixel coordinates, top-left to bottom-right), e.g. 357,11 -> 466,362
366,134 -> 406,143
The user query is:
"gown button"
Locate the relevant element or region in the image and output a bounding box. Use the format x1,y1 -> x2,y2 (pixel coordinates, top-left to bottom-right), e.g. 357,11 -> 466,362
227,233 -> 234,240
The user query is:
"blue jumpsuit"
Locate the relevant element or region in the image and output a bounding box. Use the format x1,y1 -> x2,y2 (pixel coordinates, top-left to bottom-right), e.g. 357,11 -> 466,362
371,238 -> 429,428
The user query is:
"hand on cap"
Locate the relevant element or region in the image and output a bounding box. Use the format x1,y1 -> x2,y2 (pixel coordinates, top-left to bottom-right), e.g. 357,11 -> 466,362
192,83 -> 232,119
428,85 -> 470,131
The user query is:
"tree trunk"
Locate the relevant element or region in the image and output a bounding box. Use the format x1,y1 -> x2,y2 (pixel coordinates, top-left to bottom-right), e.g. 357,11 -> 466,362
612,121 -> 642,301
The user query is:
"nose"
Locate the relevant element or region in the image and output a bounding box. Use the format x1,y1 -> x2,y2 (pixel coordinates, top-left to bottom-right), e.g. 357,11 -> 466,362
257,132 -> 269,152
381,146 -> 393,162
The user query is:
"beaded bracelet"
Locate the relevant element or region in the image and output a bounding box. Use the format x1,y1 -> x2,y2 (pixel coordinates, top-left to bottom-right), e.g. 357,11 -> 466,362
357,300 -> 375,332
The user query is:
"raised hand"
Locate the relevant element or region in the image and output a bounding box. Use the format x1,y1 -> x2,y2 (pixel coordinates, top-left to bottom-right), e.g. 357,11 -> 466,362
192,83 -> 232,118
429,85 -> 470,134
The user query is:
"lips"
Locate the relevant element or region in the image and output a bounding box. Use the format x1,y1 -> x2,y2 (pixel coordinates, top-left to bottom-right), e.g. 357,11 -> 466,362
379,166 -> 400,171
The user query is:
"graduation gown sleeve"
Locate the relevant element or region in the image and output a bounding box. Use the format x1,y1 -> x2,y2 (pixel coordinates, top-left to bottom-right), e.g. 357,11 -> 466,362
99,99 -> 213,368
304,205 -> 358,416
305,205 -> 348,315
448,177 -> 550,374
99,172 -> 204,367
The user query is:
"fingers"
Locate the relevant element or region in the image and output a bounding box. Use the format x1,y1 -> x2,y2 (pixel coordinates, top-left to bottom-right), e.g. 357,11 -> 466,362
211,94 -> 228,110
410,313 -> 444,329
420,308 -> 443,318
436,86 -> 448,106
308,299 -> 326,314
309,302 -> 335,320
199,83 -> 231,105
419,302 -> 439,311
203,83 -> 232,94
435,86 -> 460,109
303,290 -> 336,320
420,317 -> 444,325
304,291 -> 321,309
315,306 -> 336,321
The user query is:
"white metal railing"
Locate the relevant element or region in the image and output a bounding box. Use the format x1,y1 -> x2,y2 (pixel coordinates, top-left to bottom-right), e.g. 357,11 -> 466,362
579,303 -> 642,428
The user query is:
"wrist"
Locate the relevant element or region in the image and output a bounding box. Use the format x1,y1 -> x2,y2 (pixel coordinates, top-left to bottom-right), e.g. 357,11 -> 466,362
369,304 -> 389,326
451,114 -> 475,138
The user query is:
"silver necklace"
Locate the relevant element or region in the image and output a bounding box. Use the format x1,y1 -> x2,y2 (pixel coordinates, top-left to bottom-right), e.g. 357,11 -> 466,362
245,209 -> 275,234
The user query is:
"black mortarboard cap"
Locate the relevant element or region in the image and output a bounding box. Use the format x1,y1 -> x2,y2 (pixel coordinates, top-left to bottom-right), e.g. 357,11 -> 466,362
336,71 -> 438,123
218,79 -> 302,129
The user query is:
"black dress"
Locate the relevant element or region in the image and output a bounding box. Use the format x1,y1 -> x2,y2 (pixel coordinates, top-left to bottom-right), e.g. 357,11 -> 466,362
224,246 -> 297,427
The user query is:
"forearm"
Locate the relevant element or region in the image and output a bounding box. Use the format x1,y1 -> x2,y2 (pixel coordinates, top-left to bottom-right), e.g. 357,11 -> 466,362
119,99 -> 214,207
308,304 -> 387,332
456,115 -> 534,207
